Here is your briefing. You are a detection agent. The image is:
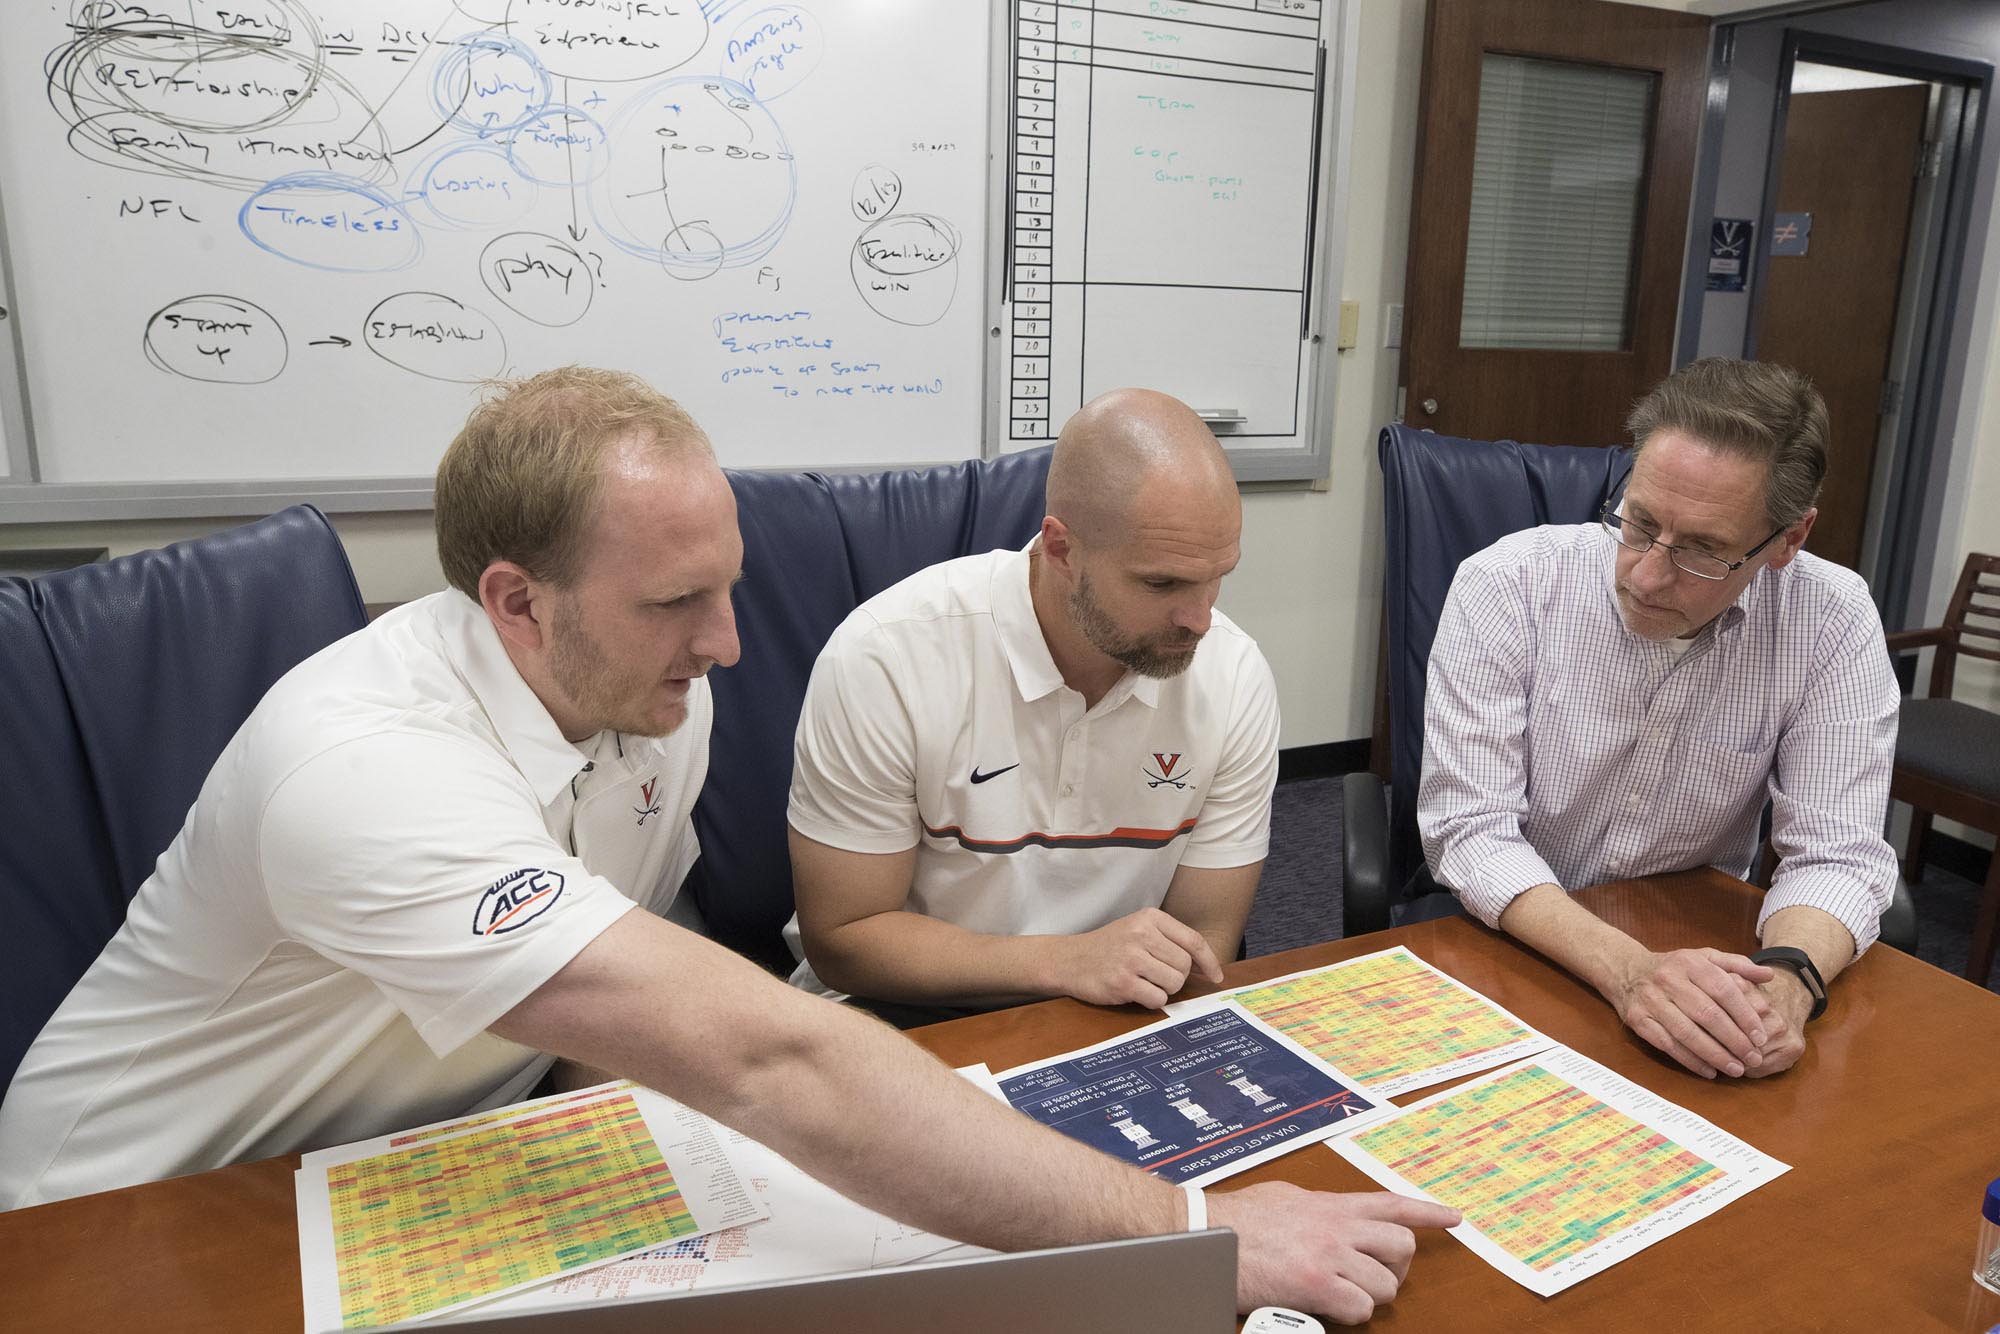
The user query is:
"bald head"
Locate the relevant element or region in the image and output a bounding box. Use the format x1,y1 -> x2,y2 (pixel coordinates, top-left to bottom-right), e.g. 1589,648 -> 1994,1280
1046,388 -> 1236,549
1033,389 -> 1242,685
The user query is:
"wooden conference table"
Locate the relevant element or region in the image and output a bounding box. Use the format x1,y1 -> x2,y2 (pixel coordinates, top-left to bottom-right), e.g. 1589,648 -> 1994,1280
5,869 -> 1997,1332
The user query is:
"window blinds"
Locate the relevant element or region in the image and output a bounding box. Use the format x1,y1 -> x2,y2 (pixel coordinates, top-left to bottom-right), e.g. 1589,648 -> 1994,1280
1460,53 -> 1656,351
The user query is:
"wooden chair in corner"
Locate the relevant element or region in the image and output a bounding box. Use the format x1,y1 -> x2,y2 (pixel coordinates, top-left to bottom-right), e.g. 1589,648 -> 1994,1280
1886,552 -> 2000,984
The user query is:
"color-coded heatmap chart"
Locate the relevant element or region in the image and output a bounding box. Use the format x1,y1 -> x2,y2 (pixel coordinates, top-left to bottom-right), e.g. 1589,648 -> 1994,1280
295,1084 -> 766,1331
1168,947 -> 1553,1095
385,1082 -> 641,1148
328,1093 -> 691,1327
477,1123 -> 984,1319
1333,1048 -> 1789,1296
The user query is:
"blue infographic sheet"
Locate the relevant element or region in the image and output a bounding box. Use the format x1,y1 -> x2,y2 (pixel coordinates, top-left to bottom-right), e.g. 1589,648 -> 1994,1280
994,1003 -> 1392,1187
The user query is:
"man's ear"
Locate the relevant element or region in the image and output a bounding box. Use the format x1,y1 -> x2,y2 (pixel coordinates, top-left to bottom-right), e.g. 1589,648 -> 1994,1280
479,561 -> 549,651
1766,507 -> 1817,571
1039,515 -> 1079,578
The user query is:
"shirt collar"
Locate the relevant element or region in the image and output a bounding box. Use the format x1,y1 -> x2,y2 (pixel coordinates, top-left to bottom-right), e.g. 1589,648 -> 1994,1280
1723,559 -> 1769,635
993,542 -> 1160,709
436,591 -> 600,805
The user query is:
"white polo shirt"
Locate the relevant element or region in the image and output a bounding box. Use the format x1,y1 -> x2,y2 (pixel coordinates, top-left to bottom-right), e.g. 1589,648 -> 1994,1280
784,546 -> 1279,996
0,591 -> 707,1208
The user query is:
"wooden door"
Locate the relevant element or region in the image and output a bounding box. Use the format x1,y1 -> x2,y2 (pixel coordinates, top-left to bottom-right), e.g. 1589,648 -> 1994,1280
1401,0 -> 1710,446
1756,84 -> 1928,571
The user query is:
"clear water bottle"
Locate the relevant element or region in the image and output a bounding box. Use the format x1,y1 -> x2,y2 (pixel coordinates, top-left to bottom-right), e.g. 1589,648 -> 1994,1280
1981,1179 -> 2000,1297
1968,1178 -> 2000,1334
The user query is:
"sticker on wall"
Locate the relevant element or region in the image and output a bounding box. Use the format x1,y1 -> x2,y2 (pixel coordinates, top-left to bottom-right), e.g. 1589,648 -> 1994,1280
1706,217 -> 1751,291
1771,212 -> 1813,257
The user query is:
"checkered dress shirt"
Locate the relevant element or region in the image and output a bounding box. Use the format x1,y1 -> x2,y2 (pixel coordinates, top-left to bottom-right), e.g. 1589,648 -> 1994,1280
1418,524 -> 1899,953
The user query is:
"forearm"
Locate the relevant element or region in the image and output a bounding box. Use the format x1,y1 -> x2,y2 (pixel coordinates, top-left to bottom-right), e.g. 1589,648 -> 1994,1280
1196,924 -> 1241,970
811,910 -> 1071,1007
496,914 -> 1180,1252
1418,808 -> 1562,929
1496,883 -> 1649,999
1504,884 -> 1787,1081
712,983 -> 1180,1250
1158,863 -> 1258,972
1760,905 -> 1855,986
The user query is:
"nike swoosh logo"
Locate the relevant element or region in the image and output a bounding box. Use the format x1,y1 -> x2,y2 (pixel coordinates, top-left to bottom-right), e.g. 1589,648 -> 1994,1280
969,763 -> 1020,784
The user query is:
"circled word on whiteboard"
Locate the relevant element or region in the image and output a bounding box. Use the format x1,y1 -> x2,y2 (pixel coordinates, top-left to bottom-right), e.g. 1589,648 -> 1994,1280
363,292 -> 508,383
846,165 -> 960,328
143,295 -> 288,384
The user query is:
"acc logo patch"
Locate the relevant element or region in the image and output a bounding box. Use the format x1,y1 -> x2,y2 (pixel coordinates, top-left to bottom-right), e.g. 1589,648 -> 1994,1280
472,868 -> 566,937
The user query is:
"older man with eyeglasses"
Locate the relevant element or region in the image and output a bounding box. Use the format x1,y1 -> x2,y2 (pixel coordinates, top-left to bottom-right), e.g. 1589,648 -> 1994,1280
1417,357 -> 1899,1082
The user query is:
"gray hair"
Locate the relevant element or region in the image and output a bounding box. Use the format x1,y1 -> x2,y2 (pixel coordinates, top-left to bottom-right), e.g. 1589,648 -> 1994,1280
1625,357 -> 1827,528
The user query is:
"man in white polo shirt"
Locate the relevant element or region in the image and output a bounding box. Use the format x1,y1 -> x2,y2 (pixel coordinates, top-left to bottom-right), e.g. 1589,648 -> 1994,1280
0,369 -> 1456,1324
786,388 -> 1279,1016
0,368 -> 731,1205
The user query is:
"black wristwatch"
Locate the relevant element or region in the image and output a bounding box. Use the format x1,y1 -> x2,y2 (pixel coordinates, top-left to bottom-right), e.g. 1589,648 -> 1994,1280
1751,947 -> 1827,1021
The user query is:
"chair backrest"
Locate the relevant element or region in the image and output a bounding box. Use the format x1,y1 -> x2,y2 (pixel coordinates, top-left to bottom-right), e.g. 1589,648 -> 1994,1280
1926,552 -> 2000,699
1378,425 -> 1631,892
692,447 -> 1056,972
0,505 -> 366,1099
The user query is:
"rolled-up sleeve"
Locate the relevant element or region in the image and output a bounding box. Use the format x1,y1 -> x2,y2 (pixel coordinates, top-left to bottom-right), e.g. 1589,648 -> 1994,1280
1418,564 -> 1562,926
1762,595 -> 1900,955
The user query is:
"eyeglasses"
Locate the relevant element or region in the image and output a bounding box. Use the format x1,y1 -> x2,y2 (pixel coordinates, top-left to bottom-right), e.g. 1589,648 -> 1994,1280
1600,505 -> 1785,581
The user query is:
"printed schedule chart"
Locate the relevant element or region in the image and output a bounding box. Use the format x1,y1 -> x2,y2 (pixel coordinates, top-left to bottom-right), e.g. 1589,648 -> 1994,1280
296,1084 -> 767,1331
1168,947 -> 1555,1096
1335,1048 -> 1790,1297
324,1093 -> 698,1328
1005,0 -> 1330,444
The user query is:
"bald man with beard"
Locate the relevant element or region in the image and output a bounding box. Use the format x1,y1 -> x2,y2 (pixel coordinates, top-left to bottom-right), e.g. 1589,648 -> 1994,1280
783,388 -> 1280,1020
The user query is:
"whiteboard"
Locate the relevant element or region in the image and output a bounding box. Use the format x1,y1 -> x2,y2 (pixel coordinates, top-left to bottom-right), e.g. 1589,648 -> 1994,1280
996,0 -> 1339,459
0,0 -> 991,483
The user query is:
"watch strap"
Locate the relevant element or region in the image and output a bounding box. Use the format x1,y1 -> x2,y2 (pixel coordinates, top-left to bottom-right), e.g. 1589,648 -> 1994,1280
1751,946 -> 1827,1021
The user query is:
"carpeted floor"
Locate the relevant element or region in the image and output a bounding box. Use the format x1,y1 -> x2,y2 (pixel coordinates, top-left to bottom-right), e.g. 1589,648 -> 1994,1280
1247,774 -> 1999,993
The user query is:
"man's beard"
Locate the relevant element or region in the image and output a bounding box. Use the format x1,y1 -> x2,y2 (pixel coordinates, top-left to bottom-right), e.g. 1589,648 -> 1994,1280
547,594 -> 686,738
1070,570 -> 1202,679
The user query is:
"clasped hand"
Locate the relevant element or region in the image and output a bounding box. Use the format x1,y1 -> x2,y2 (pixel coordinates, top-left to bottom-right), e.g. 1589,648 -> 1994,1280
1610,947 -> 1807,1078
1058,907 -> 1226,1009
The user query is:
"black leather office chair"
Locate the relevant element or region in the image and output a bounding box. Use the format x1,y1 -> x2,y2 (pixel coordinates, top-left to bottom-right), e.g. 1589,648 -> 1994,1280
0,506 -> 367,1100
1342,424 -> 1918,953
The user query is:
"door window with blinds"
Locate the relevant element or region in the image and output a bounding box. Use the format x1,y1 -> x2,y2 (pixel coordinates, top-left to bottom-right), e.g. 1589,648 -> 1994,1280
1460,54 -> 1657,351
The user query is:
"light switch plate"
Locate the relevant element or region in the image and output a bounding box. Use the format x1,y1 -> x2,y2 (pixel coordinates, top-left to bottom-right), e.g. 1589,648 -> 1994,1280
1336,299 -> 1360,350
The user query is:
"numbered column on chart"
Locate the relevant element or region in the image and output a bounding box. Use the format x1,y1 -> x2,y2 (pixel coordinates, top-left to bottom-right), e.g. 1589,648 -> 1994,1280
1005,0 -> 1329,445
